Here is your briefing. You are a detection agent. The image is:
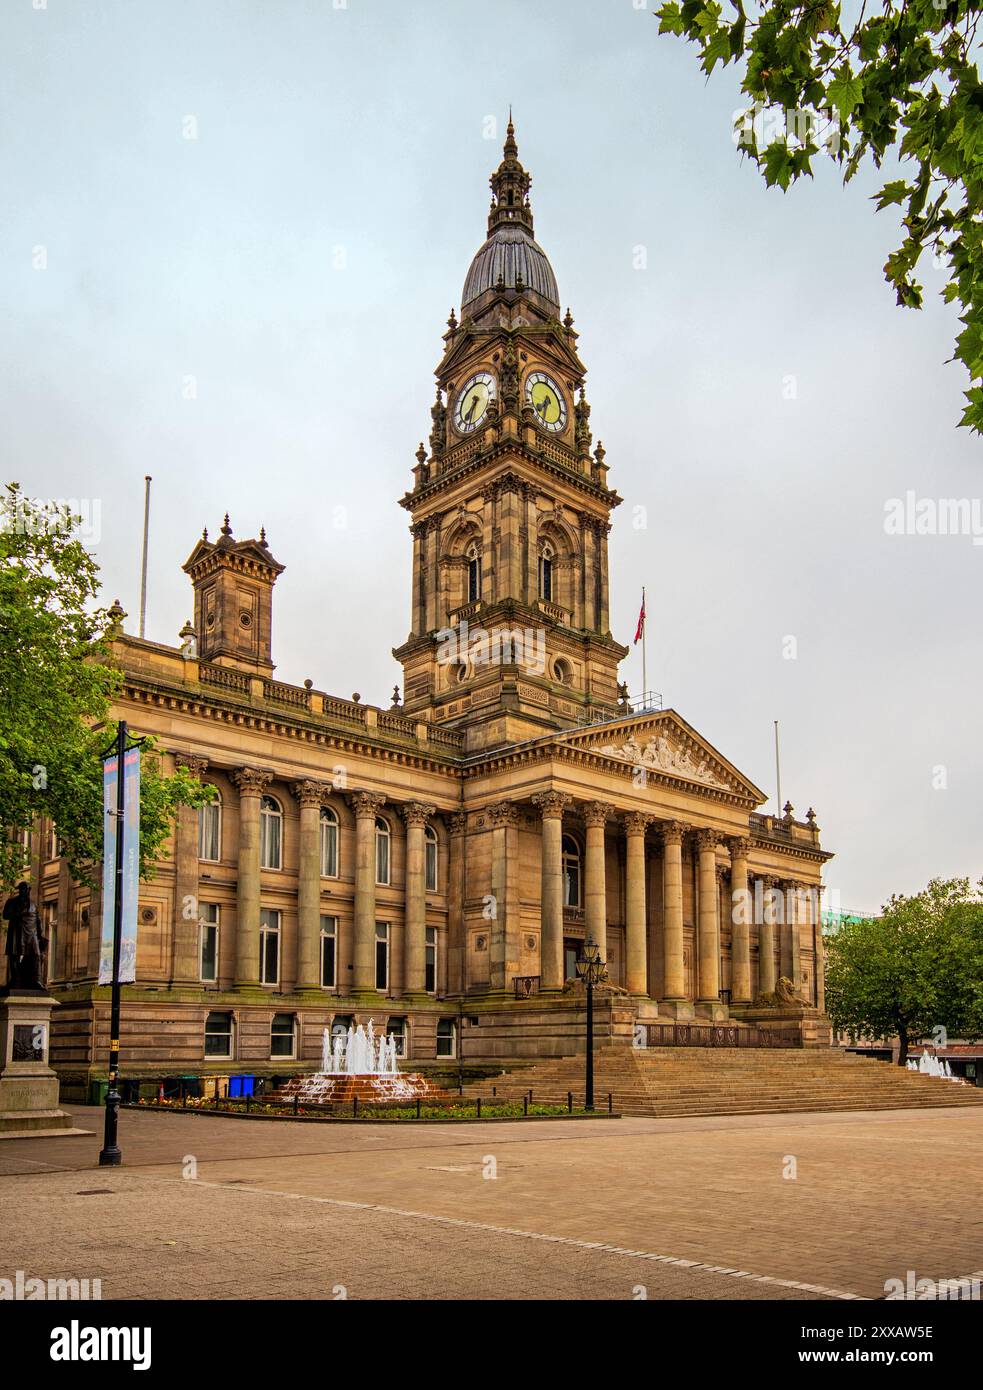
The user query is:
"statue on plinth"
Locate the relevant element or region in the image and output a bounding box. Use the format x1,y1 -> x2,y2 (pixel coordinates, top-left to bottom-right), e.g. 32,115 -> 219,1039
2,882 -> 47,993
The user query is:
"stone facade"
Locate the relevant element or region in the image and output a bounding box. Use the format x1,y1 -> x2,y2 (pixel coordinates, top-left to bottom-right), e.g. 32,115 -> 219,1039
18,125 -> 833,1084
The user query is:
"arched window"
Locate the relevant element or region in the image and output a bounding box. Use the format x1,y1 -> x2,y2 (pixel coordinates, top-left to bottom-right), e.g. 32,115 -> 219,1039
375,816 -> 391,886
562,834 -> 581,908
320,806 -> 339,878
260,795 -> 282,870
539,541 -> 555,602
198,796 -> 221,863
425,824 -> 438,892
466,541 -> 481,603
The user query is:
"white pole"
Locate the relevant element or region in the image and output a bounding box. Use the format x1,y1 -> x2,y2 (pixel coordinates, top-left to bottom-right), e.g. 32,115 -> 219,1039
641,586 -> 647,702
139,475 -> 152,639
774,719 -> 782,816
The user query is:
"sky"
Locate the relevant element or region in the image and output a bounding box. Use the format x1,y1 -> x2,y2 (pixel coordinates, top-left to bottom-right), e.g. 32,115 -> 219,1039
2,0 -> 980,914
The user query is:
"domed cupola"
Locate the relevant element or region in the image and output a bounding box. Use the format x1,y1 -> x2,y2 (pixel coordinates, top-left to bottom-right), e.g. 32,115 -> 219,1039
461,119 -> 560,317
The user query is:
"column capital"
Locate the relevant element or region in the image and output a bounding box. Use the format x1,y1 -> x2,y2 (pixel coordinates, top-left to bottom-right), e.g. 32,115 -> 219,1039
694,827 -> 718,853
660,819 -> 687,847
347,789 -> 387,818
174,752 -> 208,778
232,767 -> 273,797
488,800 -> 521,828
532,791 -> 572,820
582,800 -> 613,828
715,863 -> 729,884
448,812 -> 468,836
292,778 -> 330,809
756,873 -> 776,890
400,801 -> 436,828
622,811 -> 653,836
728,835 -> 751,859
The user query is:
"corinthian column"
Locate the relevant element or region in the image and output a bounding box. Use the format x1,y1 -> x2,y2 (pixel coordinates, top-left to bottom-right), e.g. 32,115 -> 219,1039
533,792 -> 570,991
171,754 -> 207,984
813,884 -> 826,1012
402,802 -> 436,995
446,813 -> 467,994
758,874 -> 778,995
488,801 -> 521,991
293,780 -> 327,991
728,836 -> 751,1004
232,768 -> 273,989
348,790 -> 386,993
583,801 -> 611,960
623,812 -> 652,995
695,828 -> 720,1006
661,822 -> 687,1003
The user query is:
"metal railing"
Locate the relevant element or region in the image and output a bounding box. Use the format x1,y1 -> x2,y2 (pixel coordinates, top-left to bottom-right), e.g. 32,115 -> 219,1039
635,1022 -> 803,1049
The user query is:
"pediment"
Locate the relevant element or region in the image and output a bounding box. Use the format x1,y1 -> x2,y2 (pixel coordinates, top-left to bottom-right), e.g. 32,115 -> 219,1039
561,710 -> 765,802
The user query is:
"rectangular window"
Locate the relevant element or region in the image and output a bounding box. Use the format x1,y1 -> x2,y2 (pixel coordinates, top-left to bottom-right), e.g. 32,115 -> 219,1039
425,925 -> 437,994
198,801 -> 221,862
387,1018 -> 407,1058
260,908 -> 280,986
436,1018 -> 456,1059
205,1011 -> 233,1059
425,836 -> 437,892
271,1012 -> 296,1059
375,922 -> 389,992
320,915 -> 337,989
200,903 -> 219,983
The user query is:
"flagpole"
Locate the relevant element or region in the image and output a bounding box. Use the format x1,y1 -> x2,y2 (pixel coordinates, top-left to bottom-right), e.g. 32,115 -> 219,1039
641,586 -> 647,701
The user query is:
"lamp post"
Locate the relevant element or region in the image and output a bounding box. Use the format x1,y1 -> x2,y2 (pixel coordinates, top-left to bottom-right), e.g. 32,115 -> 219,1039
575,936 -> 605,1111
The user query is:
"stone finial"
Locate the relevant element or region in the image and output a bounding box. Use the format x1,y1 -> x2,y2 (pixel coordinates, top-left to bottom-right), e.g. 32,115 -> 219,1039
303,678 -> 313,690
447,307 -> 457,331
178,619 -> 197,659
351,692 -> 361,704
107,598 -> 127,633
783,800 -> 795,821
221,513 -> 232,537
391,685 -> 401,707
806,807 -> 817,826
416,442 -> 427,466
563,307 -> 574,329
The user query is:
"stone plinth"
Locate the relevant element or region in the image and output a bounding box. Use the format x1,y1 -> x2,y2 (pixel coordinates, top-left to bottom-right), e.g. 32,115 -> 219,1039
0,992 -> 75,1135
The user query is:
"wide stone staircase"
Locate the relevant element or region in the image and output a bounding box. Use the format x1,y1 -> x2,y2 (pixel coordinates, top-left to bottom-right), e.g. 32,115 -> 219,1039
463,1046 -> 983,1118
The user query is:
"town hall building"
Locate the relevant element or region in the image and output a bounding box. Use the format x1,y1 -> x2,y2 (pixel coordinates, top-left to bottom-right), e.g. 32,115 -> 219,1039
29,124 -> 833,1086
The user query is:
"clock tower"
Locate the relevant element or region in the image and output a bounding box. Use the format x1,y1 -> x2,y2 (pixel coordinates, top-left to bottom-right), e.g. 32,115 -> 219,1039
394,121 -> 628,752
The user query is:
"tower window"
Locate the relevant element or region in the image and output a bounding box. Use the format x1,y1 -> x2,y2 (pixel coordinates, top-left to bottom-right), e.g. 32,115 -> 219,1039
466,542 -> 481,603
260,908 -> 280,985
539,542 -> 554,602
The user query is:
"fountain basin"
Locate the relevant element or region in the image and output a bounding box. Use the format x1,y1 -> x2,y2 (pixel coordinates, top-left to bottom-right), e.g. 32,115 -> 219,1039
267,1073 -> 445,1106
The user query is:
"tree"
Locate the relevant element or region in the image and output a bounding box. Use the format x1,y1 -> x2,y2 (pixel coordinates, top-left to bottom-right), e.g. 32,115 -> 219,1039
824,876 -> 983,1063
0,484 -> 212,889
654,1 -> 983,434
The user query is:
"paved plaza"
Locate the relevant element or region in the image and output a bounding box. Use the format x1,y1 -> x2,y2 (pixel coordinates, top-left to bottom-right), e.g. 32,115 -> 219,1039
1,1104 -> 981,1301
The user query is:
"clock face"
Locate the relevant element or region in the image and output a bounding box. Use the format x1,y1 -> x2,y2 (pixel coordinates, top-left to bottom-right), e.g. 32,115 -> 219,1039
454,372 -> 496,433
525,371 -> 567,433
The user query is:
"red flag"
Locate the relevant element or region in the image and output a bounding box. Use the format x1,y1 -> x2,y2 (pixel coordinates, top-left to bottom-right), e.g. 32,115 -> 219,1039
633,592 -> 646,645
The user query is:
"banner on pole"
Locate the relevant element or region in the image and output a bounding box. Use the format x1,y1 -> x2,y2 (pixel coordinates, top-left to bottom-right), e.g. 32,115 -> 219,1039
99,746 -> 140,985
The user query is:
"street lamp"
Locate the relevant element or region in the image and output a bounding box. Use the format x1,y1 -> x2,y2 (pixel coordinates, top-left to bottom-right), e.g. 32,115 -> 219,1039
575,936 -> 606,1111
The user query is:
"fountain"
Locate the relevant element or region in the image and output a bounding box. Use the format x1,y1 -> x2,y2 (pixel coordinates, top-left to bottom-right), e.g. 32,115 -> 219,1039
267,1019 -> 446,1108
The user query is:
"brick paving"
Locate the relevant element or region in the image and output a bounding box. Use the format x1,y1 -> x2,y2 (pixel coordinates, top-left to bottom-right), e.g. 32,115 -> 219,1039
1,1104 -> 980,1300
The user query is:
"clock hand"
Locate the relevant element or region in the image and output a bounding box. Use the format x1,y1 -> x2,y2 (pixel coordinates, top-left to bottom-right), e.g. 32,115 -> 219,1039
464,393 -> 480,424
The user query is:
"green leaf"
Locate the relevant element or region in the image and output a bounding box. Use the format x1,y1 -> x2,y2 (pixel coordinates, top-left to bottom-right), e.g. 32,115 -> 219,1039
827,67 -> 865,120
